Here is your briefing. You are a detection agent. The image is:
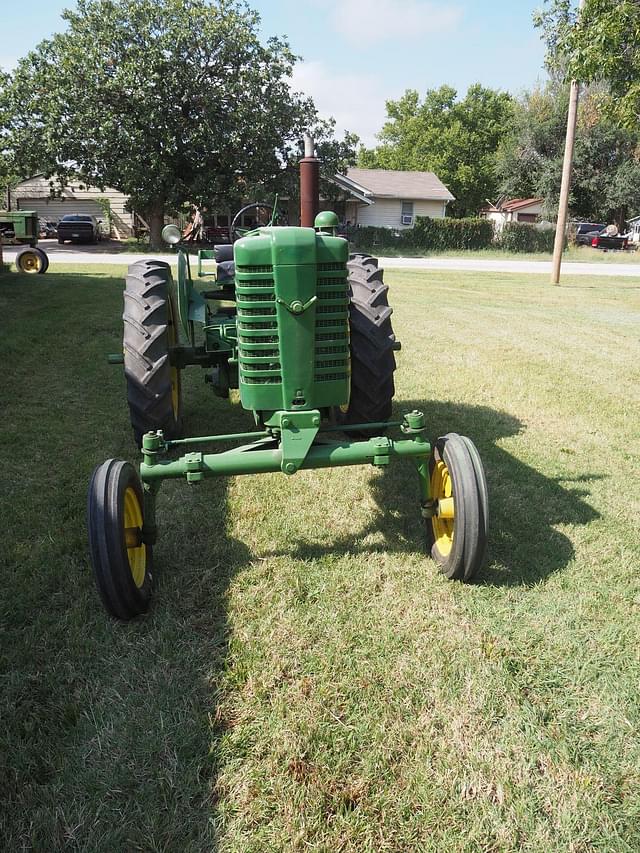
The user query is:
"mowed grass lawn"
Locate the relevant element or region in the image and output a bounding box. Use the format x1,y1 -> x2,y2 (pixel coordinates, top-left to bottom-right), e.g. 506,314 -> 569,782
1,263 -> 639,852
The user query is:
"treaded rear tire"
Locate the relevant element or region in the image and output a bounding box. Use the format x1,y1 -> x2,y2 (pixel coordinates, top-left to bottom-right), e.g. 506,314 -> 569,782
123,259 -> 183,447
337,253 -> 397,430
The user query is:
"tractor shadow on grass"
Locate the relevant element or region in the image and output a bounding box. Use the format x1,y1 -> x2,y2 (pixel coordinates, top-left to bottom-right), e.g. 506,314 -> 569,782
272,400 -> 601,588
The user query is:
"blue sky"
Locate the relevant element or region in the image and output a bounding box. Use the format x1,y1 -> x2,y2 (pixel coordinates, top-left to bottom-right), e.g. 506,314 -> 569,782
0,0 -> 548,146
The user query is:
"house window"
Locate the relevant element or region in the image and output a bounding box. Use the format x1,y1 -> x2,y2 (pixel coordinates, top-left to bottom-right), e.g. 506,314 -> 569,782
518,213 -> 537,223
401,201 -> 414,225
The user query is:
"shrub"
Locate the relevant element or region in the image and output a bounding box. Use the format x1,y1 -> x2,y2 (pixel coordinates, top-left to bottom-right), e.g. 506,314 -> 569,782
412,216 -> 494,250
498,222 -> 558,253
350,217 -> 495,252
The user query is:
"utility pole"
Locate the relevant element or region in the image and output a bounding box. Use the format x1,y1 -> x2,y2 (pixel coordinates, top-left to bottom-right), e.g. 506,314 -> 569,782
551,0 -> 585,284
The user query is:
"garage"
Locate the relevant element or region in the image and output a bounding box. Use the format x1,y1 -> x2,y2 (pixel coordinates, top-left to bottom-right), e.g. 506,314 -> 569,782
9,174 -> 135,237
16,198 -> 104,222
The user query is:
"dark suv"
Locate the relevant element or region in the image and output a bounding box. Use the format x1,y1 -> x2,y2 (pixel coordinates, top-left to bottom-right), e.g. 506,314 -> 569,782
575,222 -> 605,246
57,214 -> 102,244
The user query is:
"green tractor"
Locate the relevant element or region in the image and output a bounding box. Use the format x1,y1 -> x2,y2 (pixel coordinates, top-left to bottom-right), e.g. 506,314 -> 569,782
0,210 -> 49,273
88,142 -> 488,619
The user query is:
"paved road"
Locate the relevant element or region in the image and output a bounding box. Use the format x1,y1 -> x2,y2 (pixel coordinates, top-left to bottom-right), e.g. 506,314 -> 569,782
378,256 -> 640,277
4,240 -> 640,277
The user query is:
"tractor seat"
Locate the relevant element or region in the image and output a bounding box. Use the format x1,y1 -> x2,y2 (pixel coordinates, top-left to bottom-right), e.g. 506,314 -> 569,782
216,259 -> 235,282
214,244 -> 234,262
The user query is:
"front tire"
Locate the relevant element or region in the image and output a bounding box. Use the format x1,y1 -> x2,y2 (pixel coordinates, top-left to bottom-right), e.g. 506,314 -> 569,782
337,254 -> 397,430
87,459 -> 153,619
123,259 -> 183,447
426,433 -> 488,581
15,247 -> 48,274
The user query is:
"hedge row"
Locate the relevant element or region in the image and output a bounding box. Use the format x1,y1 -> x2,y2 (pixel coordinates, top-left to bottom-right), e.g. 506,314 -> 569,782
349,217 -> 559,254
499,222 -> 557,253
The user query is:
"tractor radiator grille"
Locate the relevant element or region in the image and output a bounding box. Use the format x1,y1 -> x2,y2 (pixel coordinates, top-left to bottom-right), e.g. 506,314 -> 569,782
238,291 -> 276,302
314,269 -> 348,383
239,333 -> 278,343
235,233 -> 350,405
238,278 -> 274,288
236,273 -> 282,385
236,264 -> 273,273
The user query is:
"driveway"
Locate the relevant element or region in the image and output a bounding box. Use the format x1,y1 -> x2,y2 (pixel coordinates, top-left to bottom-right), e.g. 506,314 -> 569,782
4,240 -> 640,277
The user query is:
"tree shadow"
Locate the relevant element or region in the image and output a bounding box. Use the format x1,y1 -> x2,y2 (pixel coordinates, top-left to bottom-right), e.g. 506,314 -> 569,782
0,271 -> 253,850
264,399 -> 601,587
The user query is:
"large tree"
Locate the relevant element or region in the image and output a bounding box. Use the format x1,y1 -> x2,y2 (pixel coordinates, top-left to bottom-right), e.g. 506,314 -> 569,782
0,0 -> 352,246
535,0 -> 640,127
496,83 -> 640,226
359,84 -> 515,217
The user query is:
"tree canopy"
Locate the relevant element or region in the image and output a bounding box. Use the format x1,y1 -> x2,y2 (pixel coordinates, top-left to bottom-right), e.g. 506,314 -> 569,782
535,0 -> 640,127
358,84 -> 515,217
496,82 -> 640,226
0,0 -> 355,245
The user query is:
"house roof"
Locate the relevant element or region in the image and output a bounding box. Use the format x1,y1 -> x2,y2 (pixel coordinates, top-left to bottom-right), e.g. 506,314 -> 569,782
339,168 -> 455,202
501,198 -> 544,212
480,198 -> 544,214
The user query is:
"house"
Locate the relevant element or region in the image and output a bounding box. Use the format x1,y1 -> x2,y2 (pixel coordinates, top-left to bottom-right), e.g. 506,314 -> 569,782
627,214 -> 640,243
480,198 -> 544,231
9,175 -> 135,238
331,168 -> 455,228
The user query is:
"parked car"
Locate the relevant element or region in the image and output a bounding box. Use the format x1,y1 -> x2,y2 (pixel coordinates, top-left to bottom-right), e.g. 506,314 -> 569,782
57,214 -> 102,244
575,222 -> 605,246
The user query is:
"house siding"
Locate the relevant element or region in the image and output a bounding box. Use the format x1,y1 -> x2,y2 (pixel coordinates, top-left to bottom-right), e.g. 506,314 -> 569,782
11,176 -> 134,237
481,201 -> 544,232
356,198 -> 446,228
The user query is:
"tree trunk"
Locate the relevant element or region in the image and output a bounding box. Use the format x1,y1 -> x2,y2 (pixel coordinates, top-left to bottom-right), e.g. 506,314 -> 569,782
148,202 -> 165,250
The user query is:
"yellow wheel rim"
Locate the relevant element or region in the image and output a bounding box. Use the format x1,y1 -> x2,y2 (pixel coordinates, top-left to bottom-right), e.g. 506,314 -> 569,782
18,251 -> 42,274
123,486 -> 146,587
431,458 -> 455,557
168,300 -> 180,420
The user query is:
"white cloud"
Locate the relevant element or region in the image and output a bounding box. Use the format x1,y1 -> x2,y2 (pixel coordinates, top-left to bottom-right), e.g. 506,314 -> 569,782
291,60 -> 394,147
331,0 -> 462,46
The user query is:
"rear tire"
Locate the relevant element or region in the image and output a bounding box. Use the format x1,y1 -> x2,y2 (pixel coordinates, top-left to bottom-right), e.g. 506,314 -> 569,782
123,259 -> 183,447
337,254 -> 397,431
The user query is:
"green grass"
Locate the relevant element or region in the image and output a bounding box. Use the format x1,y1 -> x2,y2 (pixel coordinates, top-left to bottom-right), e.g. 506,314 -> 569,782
360,244 -> 640,263
2,263 -> 640,851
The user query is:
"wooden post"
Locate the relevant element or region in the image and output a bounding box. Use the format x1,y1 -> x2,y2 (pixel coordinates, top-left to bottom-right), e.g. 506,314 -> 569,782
551,0 -> 585,285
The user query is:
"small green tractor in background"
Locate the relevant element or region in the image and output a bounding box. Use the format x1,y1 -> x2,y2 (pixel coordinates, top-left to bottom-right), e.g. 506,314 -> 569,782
87,141 -> 488,619
0,210 -> 49,273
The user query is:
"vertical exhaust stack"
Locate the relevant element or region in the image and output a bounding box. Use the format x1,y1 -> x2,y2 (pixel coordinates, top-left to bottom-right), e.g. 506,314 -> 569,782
299,134 -> 320,227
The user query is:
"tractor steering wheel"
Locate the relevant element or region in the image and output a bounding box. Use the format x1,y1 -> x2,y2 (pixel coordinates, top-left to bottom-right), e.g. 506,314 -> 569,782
229,202 -> 274,243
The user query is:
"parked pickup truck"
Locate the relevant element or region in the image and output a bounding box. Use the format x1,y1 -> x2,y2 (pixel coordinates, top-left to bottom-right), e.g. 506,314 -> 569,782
57,214 -> 102,244
575,222 -> 605,246
591,231 -> 629,251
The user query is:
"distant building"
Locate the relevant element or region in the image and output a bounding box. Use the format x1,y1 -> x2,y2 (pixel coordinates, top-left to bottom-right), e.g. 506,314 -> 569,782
10,175 -> 135,237
626,214 -> 640,244
480,198 -> 544,231
332,168 -> 455,228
